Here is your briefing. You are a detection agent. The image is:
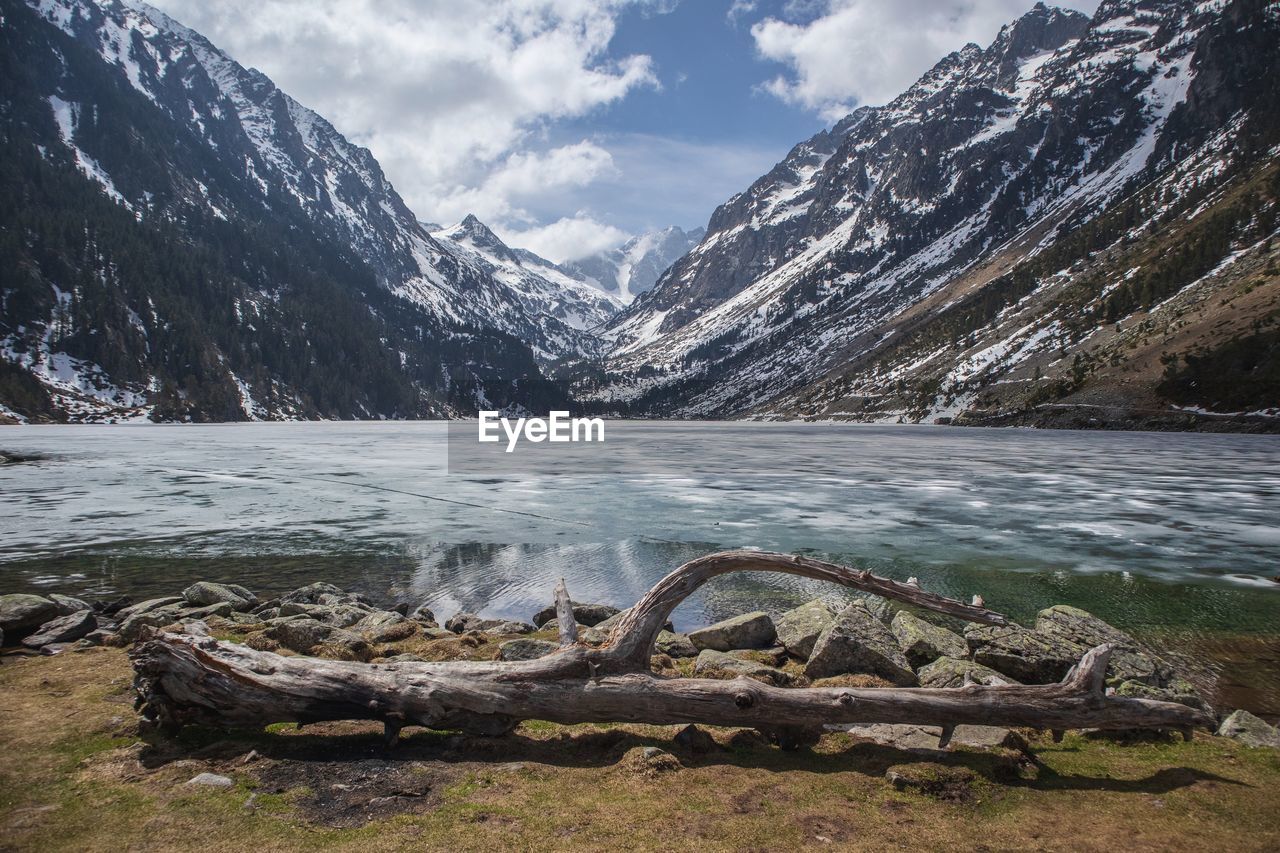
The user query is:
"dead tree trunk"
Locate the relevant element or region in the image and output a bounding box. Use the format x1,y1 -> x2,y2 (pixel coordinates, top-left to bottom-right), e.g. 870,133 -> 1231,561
130,551 -> 1213,744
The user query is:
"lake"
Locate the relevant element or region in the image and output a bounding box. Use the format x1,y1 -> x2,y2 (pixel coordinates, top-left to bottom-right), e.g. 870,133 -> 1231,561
2,422 -> 1279,715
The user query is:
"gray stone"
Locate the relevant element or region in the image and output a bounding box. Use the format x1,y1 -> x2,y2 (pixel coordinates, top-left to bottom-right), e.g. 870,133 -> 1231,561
115,596 -> 183,622
0,594 -> 60,635
21,610 -> 98,648
182,581 -> 258,611
693,649 -> 794,685
178,602 -> 233,621
1034,605 -> 1173,686
280,582 -> 346,604
839,724 -> 944,751
1113,679 -> 1214,717
279,601 -> 371,628
688,611 -> 776,652
357,611 -> 417,643
673,724 -> 719,754
655,630 -> 698,658
774,599 -> 837,659
49,593 -> 92,614
1217,710 -> 1280,748
532,601 -> 621,628
270,618 -> 335,653
890,611 -> 967,668
916,656 -> 1017,689
497,638 -> 559,661
118,606 -> 184,641
409,603 -> 437,625
186,773 -> 234,788
805,602 -> 917,685
445,612 -> 534,635
964,623 -> 1086,684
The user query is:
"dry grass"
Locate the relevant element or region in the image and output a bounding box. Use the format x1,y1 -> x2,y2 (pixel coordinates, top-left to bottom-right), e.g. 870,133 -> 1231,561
2,646 -> 1279,852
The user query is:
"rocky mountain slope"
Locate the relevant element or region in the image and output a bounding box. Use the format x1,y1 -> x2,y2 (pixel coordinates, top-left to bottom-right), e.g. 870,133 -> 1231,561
591,0 -> 1280,430
0,0 -> 598,421
562,226 -> 705,304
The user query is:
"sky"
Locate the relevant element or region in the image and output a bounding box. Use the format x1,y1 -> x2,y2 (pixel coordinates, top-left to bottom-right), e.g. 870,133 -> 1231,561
148,0 -> 1101,263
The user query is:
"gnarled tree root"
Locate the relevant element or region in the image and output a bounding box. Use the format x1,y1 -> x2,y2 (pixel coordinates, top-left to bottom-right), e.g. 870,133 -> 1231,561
130,550 -> 1213,745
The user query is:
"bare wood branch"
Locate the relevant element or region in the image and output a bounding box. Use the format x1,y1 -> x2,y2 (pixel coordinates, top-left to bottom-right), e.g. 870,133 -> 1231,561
129,551 -> 1213,746
554,578 -> 577,647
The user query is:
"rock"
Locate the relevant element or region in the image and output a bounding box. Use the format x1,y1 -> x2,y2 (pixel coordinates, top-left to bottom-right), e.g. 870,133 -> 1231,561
890,611 -> 967,668
841,724 -> 946,750
279,602 -> 371,627
266,617 -> 371,659
118,606 -> 184,641
1217,710 -> 1280,748
673,724 -> 719,754
805,602 -> 916,685
1034,605 -> 1173,686
655,630 -> 698,658
532,601 -> 621,628
21,610 -> 98,648
444,612 -> 534,635
916,656 -> 1017,688
182,581 -> 258,612
408,603 -> 437,625
693,649 -> 794,686
774,599 -> 837,659
114,596 -> 183,622
186,773 -> 234,788
80,628 -> 113,647
730,646 -> 788,667
49,593 -> 92,614
178,602 -> 234,622
951,725 -> 1028,751
0,594 -> 61,635
593,609 -> 673,633
97,596 -> 133,616
964,623 -> 1085,684
280,582 -> 345,604
861,595 -> 900,625
688,611 -> 776,652
357,612 -> 418,643
497,638 -> 559,661
1113,679 -> 1214,717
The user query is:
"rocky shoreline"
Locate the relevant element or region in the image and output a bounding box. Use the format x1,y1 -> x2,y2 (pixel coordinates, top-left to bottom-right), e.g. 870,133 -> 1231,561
3,580 -> 1279,750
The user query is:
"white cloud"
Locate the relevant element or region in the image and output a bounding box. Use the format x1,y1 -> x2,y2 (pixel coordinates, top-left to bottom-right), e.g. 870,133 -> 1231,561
500,214 -> 630,263
726,0 -> 757,27
752,0 -> 1100,119
148,0 -> 662,228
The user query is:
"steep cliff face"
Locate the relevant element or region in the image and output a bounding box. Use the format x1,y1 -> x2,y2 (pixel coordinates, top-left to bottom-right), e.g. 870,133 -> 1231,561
594,0 -> 1280,429
561,226 -> 705,304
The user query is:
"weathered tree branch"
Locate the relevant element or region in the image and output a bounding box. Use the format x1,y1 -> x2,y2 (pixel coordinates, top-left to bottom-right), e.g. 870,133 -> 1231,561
130,551 -> 1213,745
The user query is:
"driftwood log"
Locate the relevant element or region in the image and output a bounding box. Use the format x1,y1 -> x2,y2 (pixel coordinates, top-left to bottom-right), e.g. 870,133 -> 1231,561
130,551 -> 1213,747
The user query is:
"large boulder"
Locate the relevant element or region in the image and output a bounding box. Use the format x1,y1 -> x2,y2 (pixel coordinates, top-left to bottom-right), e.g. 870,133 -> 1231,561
21,609 -> 98,648
1113,679 -> 1214,717
1217,710 -> 1280,748
774,599 -> 837,659
279,601 -> 371,628
891,611 -> 967,668
0,594 -> 61,635
176,602 -> 233,622
688,612 -> 776,652
916,657 -> 1017,689
498,638 -> 559,661
693,649 -> 794,686
117,606 -> 184,641
182,581 -> 258,611
964,623 -> 1085,684
49,593 -> 92,614
1034,605 -> 1173,686
531,601 -> 620,628
269,618 -> 370,661
655,630 -> 698,658
356,611 -> 418,643
805,601 -> 917,685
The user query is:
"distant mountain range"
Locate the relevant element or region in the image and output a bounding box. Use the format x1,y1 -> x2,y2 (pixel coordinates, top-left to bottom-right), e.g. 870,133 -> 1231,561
2,0 -> 1277,429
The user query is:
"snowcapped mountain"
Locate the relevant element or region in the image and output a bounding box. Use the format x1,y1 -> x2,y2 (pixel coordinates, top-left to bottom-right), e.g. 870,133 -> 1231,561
562,226 -> 705,304
0,0 -> 610,421
432,215 -> 622,355
591,0 -> 1280,429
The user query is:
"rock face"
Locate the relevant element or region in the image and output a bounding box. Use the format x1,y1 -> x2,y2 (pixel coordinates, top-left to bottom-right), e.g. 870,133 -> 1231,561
693,649 -> 794,686
0,594 -> 61,635
805,602 -> 917,685
1034,605 -> 1172,686
182,581 -> 258,612
1217,710 -> 1280,749
890,611 -> 967,668
531,602 -> 620,628
688,612 -> 776,652
964,623 -> 1085,684
774,599 -> 837,659
916,657 -> 1017,689
20,610 -> 98,648
497,638 -> 559,662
